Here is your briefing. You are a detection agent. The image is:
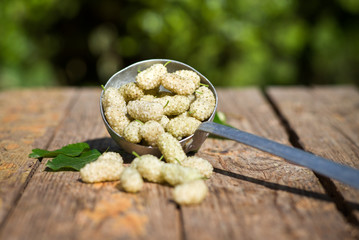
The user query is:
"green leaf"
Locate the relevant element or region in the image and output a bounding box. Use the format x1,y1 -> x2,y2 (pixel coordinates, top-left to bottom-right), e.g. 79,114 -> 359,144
213,111 -> 233,128
29,149 -> 53,158
29,142 -> 90,158
210,112 -> 236,139
46,149 -> 101,171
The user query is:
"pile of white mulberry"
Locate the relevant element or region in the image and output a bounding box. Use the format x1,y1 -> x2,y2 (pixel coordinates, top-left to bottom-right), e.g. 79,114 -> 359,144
81,63 -> 216,205
103,63 -> 216,143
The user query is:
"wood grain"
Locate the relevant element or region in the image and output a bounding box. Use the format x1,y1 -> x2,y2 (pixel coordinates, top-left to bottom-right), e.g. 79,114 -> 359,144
180,88 -> 357,240
267,86 -> 359,219
0,88 -> 76,225
0,88 -> 181,240
0,87 -> 358,240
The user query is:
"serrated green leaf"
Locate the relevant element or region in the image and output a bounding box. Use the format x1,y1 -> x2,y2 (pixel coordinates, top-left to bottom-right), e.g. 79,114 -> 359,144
29,142 -> 90,159
46,149 -> 101,171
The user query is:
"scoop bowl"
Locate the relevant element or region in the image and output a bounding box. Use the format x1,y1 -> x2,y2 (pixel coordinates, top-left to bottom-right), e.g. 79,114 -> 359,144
100,59 -> 218,156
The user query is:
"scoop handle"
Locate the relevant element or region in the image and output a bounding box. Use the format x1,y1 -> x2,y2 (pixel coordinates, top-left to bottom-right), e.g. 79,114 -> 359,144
198,121 -> 359,189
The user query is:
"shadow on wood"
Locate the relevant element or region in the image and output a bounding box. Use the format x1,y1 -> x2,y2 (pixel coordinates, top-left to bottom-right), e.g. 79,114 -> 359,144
85,137 -> 135,163
214,167 -> 359,210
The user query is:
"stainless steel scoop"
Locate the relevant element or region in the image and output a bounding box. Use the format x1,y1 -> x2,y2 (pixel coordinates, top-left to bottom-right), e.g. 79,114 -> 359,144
100,59 -> 359,189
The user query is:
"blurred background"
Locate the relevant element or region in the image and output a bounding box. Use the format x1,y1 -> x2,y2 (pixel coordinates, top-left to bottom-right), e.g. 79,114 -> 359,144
0,0 -> 358,90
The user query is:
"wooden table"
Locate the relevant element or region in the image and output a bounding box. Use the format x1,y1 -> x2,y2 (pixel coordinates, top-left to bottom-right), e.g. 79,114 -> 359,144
0,86 -> 358,240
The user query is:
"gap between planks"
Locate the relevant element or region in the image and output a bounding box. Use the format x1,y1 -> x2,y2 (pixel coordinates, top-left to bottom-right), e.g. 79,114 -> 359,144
180,88 -> 354,240
1,87 -> 357,240
262,87 -> 359,228
0,89 -> 79,233
0,88 -> 183,240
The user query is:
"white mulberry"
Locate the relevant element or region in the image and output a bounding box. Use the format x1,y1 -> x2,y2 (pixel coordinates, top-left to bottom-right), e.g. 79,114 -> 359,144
127,100 -> 164,122
157,132 -> 186,164
120,82 -> 144,102
135,154 -> 164,183
161,163 -> 202,186
189,87 -> 216,121
161,95 -> 191,116
80,152 -> 124,183
189,100 -> 215,121
174,70 -> 201,89
195,86 -> 216,103
136,63 -> 167,90
182,156 -> 213,178
120,167 -> 143,193
130,156 -> 142,169
140,120 -> 165,146
173,180 -> 208,205
104,107 -> 131,136
102,87 -> 127,114
166,116 -> 201,139
97,152 -> 124,164
161,73 -> 196,95
123,120 -> 143,143
159,115 -> 170,128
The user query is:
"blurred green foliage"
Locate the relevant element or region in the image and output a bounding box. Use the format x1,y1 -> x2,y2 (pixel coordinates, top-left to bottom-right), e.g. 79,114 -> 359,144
1,0 -> 359,89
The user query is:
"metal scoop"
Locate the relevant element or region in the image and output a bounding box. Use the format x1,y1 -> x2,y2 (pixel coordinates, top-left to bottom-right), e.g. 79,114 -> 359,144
100,59 -> 359,189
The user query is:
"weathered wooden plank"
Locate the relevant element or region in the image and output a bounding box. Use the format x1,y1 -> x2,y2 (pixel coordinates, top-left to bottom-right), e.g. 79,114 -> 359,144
0,88 -> 76,225
1,87 -> 358,240
0,88 -> 181,240
180,88 -> 357,239
267,86 -> 359,219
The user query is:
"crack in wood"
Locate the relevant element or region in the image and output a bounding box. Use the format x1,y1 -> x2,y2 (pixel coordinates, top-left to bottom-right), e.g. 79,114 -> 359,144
0,90 -> 80,233
330,123 -> 359,155
177,204 -> 187,240
262,88 -> 359,228
314,173 -> 359,226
